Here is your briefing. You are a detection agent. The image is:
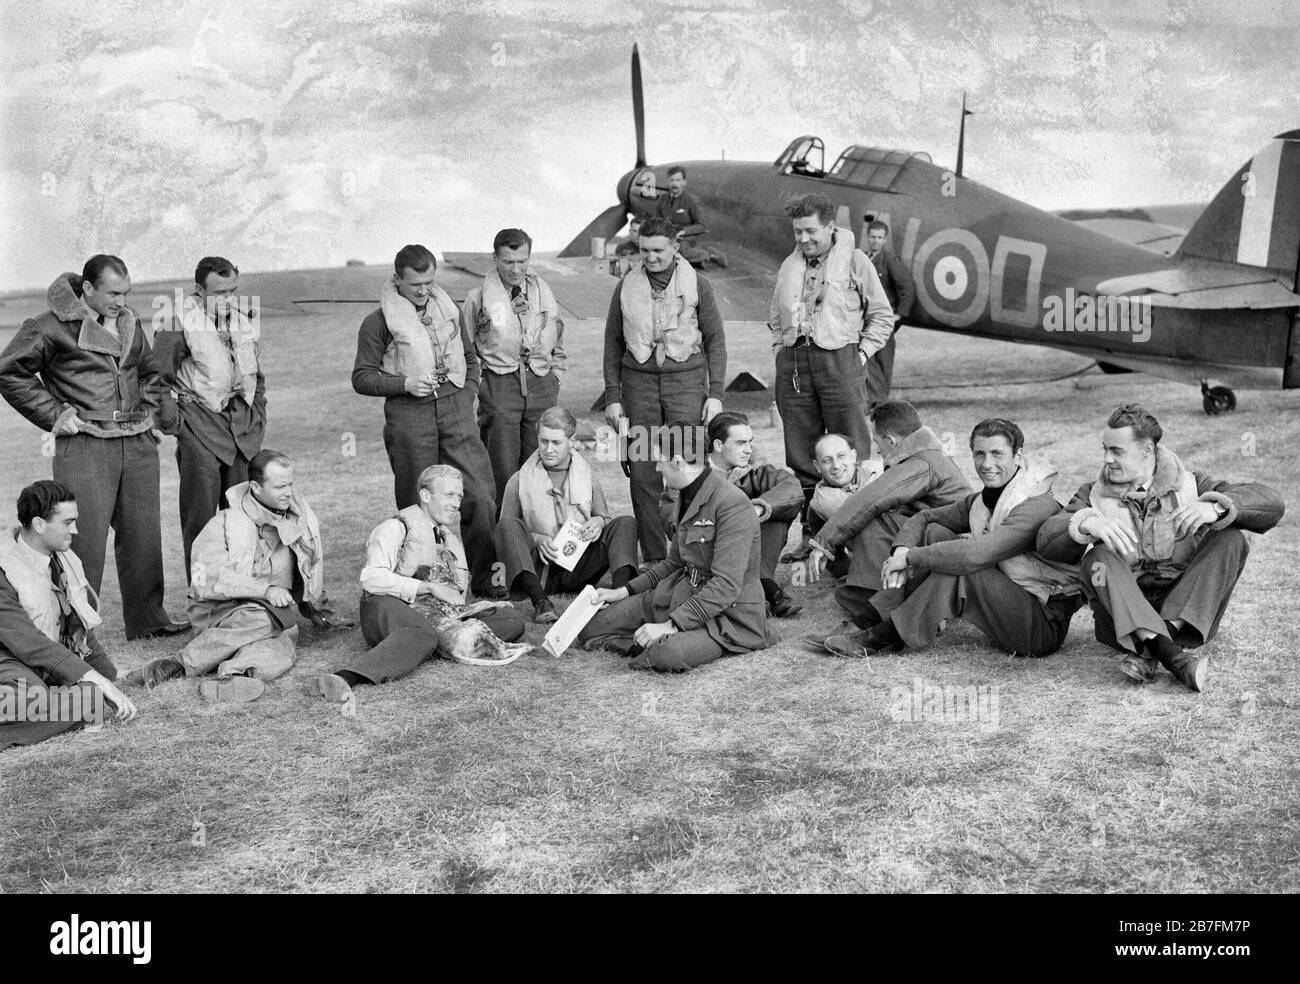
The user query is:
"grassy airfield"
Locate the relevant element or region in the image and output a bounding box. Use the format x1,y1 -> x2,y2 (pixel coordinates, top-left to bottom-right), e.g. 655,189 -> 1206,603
0,284 -> 1296,893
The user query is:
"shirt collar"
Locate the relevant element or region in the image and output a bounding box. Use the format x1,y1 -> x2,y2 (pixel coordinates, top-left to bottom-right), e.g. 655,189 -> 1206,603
14,532 -> 52,572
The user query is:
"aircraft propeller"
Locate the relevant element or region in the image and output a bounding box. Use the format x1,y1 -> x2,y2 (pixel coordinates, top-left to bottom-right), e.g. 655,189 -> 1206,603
558,44 -> 646,258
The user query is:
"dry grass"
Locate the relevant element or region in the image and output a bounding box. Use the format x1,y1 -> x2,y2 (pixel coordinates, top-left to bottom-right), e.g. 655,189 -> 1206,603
1,301 -> 1296,893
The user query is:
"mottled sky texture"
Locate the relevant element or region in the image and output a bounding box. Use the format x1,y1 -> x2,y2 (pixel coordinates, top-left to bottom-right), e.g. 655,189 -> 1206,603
1,0 -> 1297,290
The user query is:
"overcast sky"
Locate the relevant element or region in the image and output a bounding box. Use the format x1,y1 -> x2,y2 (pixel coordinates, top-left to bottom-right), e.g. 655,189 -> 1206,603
1,0 -> 1296,291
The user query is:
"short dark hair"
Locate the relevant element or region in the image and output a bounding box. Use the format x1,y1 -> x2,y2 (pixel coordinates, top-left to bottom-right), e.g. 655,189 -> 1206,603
655,420 -> 708,466
870,401 -> 923,440
969,418 -> 1024,454
667,166 -> 686,179
492,228 -> 533,254
75,254 -> 129,295
538,406 -> 577,438
1107,404 -> 1162,446
707,411 -> 750,450
811,428 -> 852,460
784,193 -> 835,225
17,481 -> 76,528
195,256 -> 239,287
638,217 -> 678,242
394,244 -> 437,277
249,449 -> 292,485
867,220 -> 890,234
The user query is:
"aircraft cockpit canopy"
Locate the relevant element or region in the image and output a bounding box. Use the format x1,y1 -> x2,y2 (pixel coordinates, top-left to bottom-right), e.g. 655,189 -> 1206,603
775,136 -> 826,177
826,146 -> 932,191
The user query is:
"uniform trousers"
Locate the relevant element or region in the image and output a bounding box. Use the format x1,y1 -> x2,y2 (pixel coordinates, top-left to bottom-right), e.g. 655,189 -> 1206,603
53,432 -> 170,637
477,368 -> 561,508
1079,528 -> 1249,655
620,363 -> 707,562
0,664 -> 102,751
382,389 -> 499,594
175,423 -> 250,579
343,592 -> 525,684
495,515 -> 638,595
775,343 -> 874,492
579,591 -> 725,673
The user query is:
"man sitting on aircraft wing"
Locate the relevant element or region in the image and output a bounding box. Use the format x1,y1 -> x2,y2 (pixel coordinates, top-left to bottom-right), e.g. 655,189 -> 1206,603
657,166 -> 717,268
819,419 -> 1083,659
804,401 -> 969,632
1036,404 -> 1284,693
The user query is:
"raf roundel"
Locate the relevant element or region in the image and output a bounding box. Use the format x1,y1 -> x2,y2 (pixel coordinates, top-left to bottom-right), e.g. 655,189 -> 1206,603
911,228 -> 991,328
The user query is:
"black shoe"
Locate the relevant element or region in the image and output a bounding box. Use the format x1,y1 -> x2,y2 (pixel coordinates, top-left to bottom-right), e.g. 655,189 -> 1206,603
1149,635 -> 1208,692
475,585 -> 509,600
780,536 -> 813,564
768,589 -> 803,619
532,597 -> 559,625
822,631 -> 877,659
802,620 -> 855,648
127,618 -> 191,640
583,634 -> 639,656
122,656 -> 185,689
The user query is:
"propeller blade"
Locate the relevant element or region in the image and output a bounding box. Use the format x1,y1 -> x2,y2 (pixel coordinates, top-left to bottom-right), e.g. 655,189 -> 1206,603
633,43 -> 646,168
557,203 -> 628,258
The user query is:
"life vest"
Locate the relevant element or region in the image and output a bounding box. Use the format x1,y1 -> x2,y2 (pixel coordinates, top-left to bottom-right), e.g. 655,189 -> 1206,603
392,504 -> 469,604
173,291 -> 260,413
190,484 -> 324,606
1088,446 -> 1200,575
968,460 -> 1079,603
0,527 -> 101,644
517,450 -> 594,539
377,277 -> 467,388
477,271 -> 561,375
772,228 -> 865,349
619,258 -> 702,365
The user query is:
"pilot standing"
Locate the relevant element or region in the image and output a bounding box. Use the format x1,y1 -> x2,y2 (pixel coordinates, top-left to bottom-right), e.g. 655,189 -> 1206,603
862,220 -> 915,410
769,193 -> 895,557
352,244 -> 502,597
603,217 -> 727,562
459,228 -> 566,508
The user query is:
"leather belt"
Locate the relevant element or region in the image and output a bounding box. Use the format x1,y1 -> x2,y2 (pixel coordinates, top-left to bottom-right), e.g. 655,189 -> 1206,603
77,409 -> 148,422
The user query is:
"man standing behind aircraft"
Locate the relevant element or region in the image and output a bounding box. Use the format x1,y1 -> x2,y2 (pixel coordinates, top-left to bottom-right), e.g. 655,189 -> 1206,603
460,229 -> 566,508
603,217 -> 727,561
769,194 -> 895,557
154,256 -> 267,578
862,220 -> 914,410
0,255 -> 188,639
352,244 -> 501,597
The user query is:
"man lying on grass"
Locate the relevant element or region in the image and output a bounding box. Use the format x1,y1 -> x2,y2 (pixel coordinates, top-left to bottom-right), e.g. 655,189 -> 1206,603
819,419 -> 1083,659
125,450 -> 350,703
1,481 -> 136,750
805,400 -> 969,631
1036,404 -> 1284,692
308,465 -> 527,704
579,420 -> 774,672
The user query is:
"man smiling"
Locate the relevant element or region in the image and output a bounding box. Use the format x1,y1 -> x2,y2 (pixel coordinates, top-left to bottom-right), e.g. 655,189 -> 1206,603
1037,404 -> 1284,691
461,229 -> 566,507
820,419 -> 1083,659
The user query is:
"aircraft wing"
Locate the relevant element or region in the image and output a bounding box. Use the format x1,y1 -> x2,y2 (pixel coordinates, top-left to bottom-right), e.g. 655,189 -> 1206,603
1096,260 -> 1300,309
1066,218 -> 1188,256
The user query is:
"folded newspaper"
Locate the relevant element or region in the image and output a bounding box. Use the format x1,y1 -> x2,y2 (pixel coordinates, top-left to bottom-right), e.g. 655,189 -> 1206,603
543,585 -> 602,657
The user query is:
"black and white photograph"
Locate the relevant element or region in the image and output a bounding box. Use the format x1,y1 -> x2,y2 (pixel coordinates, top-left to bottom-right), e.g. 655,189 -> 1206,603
1,0 -> 1296,926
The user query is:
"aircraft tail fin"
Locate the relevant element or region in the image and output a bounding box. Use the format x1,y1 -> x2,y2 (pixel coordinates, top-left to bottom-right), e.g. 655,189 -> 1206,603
1177,130 -> 1300,289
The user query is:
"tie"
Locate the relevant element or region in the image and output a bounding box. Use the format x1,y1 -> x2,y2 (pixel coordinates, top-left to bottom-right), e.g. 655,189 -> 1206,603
50,555 -> 75,648
548,486 -> 566,530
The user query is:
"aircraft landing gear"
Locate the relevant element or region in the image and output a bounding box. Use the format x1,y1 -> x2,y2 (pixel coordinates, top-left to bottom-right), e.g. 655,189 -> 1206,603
1200,380 -> 1237,415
